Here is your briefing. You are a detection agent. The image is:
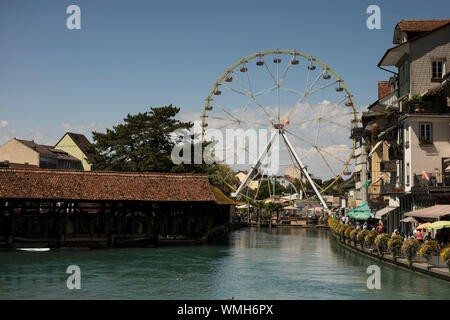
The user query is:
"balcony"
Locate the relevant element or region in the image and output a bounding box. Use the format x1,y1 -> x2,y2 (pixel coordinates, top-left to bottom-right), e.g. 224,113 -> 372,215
350,127 -> 366,139
380,160 -> 396,172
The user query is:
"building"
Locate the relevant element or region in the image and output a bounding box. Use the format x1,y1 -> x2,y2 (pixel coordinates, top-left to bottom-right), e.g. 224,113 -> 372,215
235,171 -> 260,190
0,138 -> 82,170
356,19 -> 450,234
0,169 -> 232,248
55,132 -> 95,171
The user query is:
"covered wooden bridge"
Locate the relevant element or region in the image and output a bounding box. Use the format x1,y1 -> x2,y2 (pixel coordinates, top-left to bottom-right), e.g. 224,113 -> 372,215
0,168 -> 233,248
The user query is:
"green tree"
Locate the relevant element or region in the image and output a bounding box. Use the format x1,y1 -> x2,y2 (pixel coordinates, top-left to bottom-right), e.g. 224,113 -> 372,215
88,105 -> 192,172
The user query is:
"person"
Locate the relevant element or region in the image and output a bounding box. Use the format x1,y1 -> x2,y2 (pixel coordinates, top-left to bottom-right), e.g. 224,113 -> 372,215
356,222 -> 360,230
363,221 -> 368,230
378,223 -> 383,233
424,232 -> 432,241
391,229 -> 398,236
416,229 -> 424,243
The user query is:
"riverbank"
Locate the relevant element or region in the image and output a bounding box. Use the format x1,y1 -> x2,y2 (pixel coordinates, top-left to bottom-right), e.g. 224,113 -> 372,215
328,227 -> 450,282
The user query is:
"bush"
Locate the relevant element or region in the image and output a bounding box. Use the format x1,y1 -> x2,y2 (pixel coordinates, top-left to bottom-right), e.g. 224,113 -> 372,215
387,234 -> 404,261
440,246 -> 450,272
375,233 -> 390,257
356,230 -> 369,249
419,240 -> 440,263
402,238 -> 420,267
350,229 -> 358,246
364,231 -> 377,248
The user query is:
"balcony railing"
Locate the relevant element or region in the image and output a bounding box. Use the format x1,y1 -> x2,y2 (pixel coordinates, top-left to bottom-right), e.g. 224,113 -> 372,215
413,172 -> 450,188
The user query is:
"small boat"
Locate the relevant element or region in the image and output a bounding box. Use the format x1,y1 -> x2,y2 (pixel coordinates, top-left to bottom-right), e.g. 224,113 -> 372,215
17,248 -> 50,252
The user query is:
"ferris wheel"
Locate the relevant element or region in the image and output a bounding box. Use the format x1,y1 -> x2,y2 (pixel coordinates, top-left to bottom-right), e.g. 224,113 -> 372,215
201,49 -> 358,212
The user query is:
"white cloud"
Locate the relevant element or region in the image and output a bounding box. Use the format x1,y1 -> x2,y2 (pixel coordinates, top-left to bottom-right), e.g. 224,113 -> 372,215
0,120 -> 8,128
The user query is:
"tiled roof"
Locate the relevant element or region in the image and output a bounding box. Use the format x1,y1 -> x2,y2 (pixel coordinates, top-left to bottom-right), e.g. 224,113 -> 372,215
17,139 -> 56,157
42,145 -> 82,162
65,132 -> 95,157
0,169 -> 216,202
393,19 -> 450,44
0,162 -> 39,169
396,19 -> 450,33
16,139 -> 80,162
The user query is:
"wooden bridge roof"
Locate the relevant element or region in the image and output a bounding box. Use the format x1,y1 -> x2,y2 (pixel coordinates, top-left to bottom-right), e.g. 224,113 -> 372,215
0,169 -> 216,202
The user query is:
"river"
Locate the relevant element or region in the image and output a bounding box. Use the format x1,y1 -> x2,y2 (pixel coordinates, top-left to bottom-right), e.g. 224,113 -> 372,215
0,227 -> 449,299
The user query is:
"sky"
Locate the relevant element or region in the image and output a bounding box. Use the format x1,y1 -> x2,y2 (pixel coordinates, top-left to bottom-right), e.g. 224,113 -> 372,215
1,0 -> 449,148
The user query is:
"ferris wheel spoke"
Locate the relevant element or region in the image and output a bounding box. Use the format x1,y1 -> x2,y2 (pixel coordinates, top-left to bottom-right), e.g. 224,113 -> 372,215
307,79 -> 339,96
254,85 -> 277,97
284,128 -> 318,150
260,56 -> 278,86
285,70 -> 327,119
319,118 -> 351,129
315,147 -> 338,177
238,99 -> 252,122
279,60 -> 293,86
226,72 -> 273,121
211,101 -> 241,122
326,95 -> 349,115
276,57 -> 281,120
316,146 -> 350,164
230,71 -> 253,96
220,83 -> 250,97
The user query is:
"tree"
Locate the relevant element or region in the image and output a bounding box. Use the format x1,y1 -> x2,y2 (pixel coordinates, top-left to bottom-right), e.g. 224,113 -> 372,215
207,164 -> 238,195
88,105 -> 192,172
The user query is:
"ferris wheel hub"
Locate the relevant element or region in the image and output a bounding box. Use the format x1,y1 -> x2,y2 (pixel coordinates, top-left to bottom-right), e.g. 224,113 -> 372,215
273,123 -> 285,130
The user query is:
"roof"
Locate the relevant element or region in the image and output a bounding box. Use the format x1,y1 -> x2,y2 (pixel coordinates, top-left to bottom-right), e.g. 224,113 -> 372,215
394,19 -> 450,43
15,139 -> 80,162
374,206 -> 397,219
16,139 -> 56,157
58,132 -> 95,157
404,205 -> 450,219
380,21 -> 450,66
212,187 -> 235,205
0,162 -> 39,169
0,169 -> 216,202
42,146 -> 82,162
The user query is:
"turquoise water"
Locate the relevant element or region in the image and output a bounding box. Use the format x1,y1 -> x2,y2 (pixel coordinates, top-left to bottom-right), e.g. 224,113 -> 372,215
0,227 -> 449,299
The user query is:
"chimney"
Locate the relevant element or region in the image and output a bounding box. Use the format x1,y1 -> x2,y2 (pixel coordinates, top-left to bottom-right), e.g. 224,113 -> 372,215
378,81 -> 391,99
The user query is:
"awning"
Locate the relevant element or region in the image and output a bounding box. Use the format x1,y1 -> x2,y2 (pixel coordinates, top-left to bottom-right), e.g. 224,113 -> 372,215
284,206 -> 299,210
347,204 -> 373,220
404,205 -> 450,219
374,206 -> 397,219
416,222 -> 431,230
428,220 -> 450,230
400,216 -> 418,223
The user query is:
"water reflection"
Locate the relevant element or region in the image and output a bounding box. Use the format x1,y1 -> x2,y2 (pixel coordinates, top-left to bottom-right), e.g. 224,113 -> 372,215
0,228 -> 448,299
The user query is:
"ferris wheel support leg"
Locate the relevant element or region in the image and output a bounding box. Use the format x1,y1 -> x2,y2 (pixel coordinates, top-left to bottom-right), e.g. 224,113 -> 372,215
281,131 -> 331,215
231,129 -> 278,199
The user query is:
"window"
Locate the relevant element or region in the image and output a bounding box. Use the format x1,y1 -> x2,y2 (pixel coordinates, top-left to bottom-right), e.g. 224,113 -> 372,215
432,60 -> 444,79
419,123 -> 432,143
406,162 -> 410,186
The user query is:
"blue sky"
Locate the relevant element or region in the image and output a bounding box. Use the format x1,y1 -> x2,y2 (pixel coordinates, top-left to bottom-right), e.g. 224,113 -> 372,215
1,0 -> 449,145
